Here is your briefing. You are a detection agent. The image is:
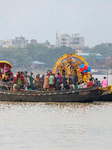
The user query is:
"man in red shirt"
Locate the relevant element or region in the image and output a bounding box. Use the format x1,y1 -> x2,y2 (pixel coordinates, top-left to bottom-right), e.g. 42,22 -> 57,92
87,78 -> 93,88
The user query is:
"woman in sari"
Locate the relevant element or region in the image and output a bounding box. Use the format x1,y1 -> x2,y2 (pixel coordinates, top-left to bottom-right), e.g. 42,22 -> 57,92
43,74 -> 49,91
12,74 -> 21,92
34,75 -> 39,89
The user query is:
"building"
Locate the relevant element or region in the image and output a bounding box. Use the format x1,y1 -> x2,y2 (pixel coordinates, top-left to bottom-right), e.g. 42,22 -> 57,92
56,33 -> 85,49
6,36 -> 28,48
0,40 -> 5,48
30,39 -> 37,44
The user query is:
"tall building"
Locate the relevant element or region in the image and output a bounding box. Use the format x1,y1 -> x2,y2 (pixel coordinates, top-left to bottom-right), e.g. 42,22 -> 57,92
56,33 -> 85,49
6,36 -> 28,48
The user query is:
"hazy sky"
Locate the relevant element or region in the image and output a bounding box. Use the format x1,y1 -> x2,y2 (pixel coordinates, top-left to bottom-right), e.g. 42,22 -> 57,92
0,0 -> 112,47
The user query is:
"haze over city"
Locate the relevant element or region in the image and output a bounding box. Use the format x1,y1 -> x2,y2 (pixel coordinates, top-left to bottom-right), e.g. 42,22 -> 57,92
0,0 -> 112,47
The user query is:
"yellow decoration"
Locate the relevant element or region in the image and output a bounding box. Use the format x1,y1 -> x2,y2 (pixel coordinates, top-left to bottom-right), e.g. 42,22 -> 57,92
53,53 -> 90,82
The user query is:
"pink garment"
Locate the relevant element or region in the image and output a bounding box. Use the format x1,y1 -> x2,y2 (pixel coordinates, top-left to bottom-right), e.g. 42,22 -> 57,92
101,79 -> 108,88
4,66 -> 8,74
57,75 -> 62,83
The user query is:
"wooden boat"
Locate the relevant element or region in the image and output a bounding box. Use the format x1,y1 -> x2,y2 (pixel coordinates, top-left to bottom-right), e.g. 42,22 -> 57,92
0,87 -> 103,103
95,91 -> 112,102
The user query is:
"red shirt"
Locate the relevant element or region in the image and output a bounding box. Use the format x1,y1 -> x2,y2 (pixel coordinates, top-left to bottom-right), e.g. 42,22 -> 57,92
87,81 -> 93,87
20,74 -> 24,83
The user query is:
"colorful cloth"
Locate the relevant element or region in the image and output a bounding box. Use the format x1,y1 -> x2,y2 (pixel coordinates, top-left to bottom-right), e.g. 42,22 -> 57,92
101,79 -> 108,88
83,75 -> 88,83
34,78 -> 38,87
4,66 -> 8,74
49,75 -> 54,84
29,75 -> 34,87
87,81 -> 93,87
43,76 -> 49,89
57,75 -> 62,83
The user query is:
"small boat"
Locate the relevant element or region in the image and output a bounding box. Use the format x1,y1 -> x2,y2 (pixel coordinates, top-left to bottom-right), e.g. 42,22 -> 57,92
0,86 -> 103,103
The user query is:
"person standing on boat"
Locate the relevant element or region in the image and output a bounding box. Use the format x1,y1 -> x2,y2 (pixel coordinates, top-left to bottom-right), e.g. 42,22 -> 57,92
24,75 -> 28,90
20,71 -> 24,89
34,75 -> 39,89
74,71 -> 78,87
62,73 -> 67,88
101,77 -> 108,88
29,72 -> 34,90
68,74 -> 74,84
57,73 -> 62,83
43,74 -> 49,91
57,73 -> 62,90
41,75 -> 44,91
49,73 -> 54,91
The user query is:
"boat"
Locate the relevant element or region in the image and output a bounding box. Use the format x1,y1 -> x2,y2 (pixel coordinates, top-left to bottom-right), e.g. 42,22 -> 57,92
95,90 -> 112,102
0,87 -> 103,103
0,54 -> 105,103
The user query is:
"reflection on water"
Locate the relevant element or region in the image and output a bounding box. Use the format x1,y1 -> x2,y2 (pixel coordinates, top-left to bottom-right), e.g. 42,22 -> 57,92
0,101 -> 112,150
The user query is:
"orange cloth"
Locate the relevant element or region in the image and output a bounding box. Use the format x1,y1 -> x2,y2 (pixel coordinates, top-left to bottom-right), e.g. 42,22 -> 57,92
43,76 -> 49,89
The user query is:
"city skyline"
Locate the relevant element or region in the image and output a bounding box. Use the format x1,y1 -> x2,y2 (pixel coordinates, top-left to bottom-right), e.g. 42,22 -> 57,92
0,0 -> 112,47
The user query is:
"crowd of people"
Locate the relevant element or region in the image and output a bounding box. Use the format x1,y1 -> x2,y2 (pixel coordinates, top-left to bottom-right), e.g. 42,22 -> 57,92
0,64 -> 109,92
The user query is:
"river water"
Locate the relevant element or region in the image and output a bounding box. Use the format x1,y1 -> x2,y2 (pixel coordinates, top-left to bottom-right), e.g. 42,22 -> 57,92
0,75 -> 112,150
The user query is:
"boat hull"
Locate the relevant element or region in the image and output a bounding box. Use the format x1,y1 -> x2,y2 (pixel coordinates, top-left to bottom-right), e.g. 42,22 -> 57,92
95,91 -> 112,101
0,87 -> 103,103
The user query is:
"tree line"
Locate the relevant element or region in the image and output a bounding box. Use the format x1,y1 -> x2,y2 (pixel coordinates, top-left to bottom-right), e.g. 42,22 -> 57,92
0,43 -> 112,70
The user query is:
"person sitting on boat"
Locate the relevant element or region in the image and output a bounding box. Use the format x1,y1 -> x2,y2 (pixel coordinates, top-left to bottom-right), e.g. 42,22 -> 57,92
12,74 -> 21,92
69,82 -> 75,90
2,72 -> 9,82
94,78 -> 102,87
78,81 -> 87,89
7,69 -> 14,81
4,64 -> 8,74
87,78 -> 93,88
101,77 -> 108,88
76,82 -> 80,89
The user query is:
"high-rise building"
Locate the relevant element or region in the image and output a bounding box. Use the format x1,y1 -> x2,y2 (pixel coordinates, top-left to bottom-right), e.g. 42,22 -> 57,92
56,33 -> 85,49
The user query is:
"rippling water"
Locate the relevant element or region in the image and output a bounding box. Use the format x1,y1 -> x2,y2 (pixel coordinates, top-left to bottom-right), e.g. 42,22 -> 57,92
0,101 -> 112,150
